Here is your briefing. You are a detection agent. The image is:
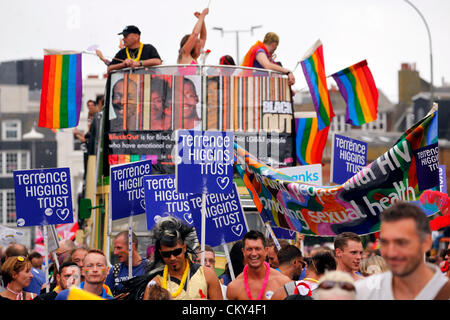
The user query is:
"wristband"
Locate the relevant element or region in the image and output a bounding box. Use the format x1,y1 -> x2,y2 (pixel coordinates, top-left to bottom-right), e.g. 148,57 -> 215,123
285,71 -> 291,75
140,61 -> 144,67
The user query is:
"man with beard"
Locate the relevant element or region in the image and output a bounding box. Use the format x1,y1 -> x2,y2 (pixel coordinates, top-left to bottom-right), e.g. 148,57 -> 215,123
356,202 -> 450,300
334,232 -> 364,281
275,245 -> 305,280
35,262 -> 81,300
144,217 -> 223,300
226,230 -> 291,300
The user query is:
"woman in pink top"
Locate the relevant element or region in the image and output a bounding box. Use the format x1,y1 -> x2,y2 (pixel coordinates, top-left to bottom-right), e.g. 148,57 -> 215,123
177,8 -> 208,65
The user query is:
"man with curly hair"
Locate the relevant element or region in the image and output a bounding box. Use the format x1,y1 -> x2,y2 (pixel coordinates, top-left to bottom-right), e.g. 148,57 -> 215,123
143,217 -> 223,300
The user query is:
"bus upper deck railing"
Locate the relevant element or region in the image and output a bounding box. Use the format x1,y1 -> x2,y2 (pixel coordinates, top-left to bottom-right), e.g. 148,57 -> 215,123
110,64 -> 288,78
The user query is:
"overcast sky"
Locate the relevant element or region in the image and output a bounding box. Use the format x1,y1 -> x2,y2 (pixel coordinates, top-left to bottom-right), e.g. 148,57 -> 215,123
1,0 -> 449,104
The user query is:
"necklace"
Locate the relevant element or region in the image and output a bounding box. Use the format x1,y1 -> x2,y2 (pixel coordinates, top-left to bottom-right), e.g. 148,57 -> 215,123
304,277 -> 319,283
162,259 -> 190,298
6,285 -> 24,300
243,261 -> 270,300
126,42 -> 143,61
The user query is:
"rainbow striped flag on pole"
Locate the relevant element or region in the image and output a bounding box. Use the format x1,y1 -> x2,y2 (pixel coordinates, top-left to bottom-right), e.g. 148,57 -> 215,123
295,117 -> 329,165
331,60 -> 378,126
38,49 -> 82,129
300,40 -> 334,131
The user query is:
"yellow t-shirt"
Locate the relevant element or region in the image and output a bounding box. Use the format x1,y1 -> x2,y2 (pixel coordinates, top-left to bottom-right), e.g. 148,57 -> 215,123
155,263 -> 208,300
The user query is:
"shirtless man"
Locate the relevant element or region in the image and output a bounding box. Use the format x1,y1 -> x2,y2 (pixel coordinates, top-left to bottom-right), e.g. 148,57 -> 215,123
334,232 -> 364,281
226,230 -> 291,300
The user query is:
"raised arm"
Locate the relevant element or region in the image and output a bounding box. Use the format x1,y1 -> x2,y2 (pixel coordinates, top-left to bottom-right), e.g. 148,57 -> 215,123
180,8 -> 209,59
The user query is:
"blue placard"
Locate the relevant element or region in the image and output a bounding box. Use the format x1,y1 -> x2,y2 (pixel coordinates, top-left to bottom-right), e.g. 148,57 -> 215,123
176,130 -> 234,194
188,183 -> 248,247
143,174 -> 194,230
439,165 -> 447,193
110,160 -> 152,220
413,143 -> 440,191
13,167 -> 73,227
331,133 -> 367,184
272,227 -> 297,240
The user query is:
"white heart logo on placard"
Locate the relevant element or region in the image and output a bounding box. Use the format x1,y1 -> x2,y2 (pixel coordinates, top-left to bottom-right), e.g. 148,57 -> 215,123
231,224 -> 244,237
216,177 -> 230,190
56,208 -> 70,221
184,213 -> 193,225
140,199 -> 146,210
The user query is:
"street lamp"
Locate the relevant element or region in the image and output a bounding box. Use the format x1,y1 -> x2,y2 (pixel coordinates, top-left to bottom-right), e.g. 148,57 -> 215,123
213,25 -> 262,64
22,122 -> 44,169
403,0 -> 434,107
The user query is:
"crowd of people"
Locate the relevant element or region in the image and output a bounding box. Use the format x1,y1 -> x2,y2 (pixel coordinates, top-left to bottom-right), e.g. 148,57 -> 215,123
0,202 -> 449,300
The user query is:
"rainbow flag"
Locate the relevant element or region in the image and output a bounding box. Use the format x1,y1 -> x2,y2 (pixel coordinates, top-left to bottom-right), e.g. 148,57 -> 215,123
331,60 -> 378,126
300,40 -> 334,131
295,117 -> 329,165
38,49 -> 82,129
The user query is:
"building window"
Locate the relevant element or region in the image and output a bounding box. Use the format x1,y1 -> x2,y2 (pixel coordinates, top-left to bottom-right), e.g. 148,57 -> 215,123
0,151 -> 29,176
6,191 -> 15,223
0,190 -> 16,225
2,120 -> 21,141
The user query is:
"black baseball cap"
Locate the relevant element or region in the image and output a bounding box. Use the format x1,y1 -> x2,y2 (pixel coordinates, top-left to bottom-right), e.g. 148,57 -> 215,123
118,25 -> 141,36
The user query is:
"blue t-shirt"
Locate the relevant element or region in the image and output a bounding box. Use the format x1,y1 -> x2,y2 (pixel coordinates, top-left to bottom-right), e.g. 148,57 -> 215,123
24,267 -> 46,294
252,48 -> 266,69
55,283 -> 113,300
105,259 -> 149,296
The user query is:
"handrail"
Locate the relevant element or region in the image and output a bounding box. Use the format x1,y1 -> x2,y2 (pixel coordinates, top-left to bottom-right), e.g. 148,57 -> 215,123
109,64 -> 287,78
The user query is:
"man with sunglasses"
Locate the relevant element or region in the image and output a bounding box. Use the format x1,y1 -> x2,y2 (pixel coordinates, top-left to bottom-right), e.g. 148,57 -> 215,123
356,202 -> 450,300
107,25 -> 162,73
144,217 -> 223,300
314,270 -> 356,300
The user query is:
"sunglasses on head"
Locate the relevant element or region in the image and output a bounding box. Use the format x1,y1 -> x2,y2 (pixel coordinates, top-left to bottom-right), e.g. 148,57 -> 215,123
318,280 -> 355,292
160,247 -> 183,258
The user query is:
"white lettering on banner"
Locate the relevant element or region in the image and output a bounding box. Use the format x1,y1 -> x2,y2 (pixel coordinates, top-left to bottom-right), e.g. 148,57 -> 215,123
342,140 -> 412,191
15,170 -> 70,210
15,171 -> 68,185
262,114 -> 292,133
189,194 -> 242,228
145,177 -> 191,213
377,140 -> 411,175
335,137 -> 366,154
112,163 -> 151,181
262,101 -> 293,114
416,146 -> 439,171
179,133 -> 232,149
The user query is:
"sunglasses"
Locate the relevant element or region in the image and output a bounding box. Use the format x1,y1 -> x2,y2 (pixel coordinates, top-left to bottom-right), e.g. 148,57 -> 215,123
318,280 -> 355,292
160,248 -> 183,258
